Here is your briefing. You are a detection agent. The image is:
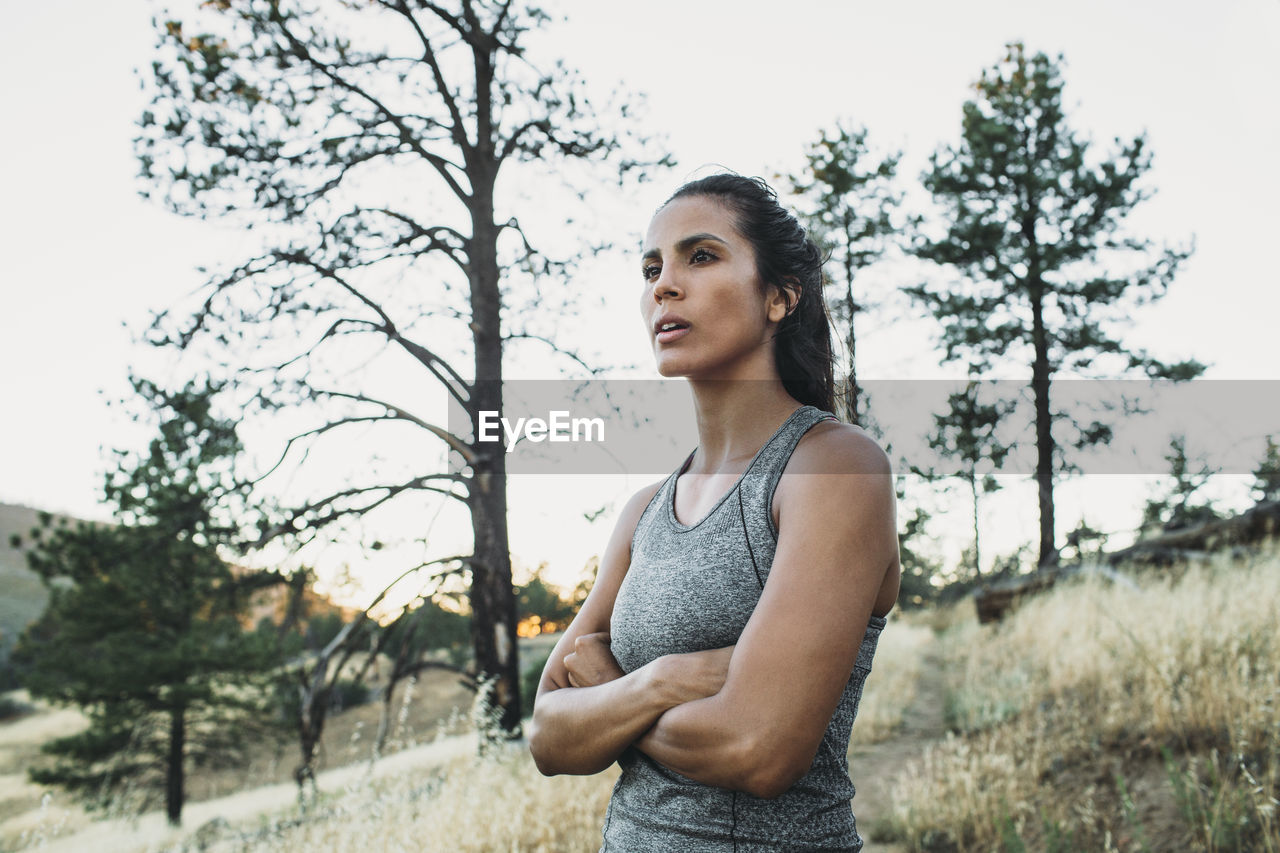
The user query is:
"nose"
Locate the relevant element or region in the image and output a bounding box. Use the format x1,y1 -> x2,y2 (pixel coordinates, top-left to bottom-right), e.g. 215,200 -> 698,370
649,265 -> 680,304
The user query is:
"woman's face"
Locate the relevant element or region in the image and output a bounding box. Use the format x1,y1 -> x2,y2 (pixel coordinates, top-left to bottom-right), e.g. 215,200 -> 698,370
639,195 -> 789,379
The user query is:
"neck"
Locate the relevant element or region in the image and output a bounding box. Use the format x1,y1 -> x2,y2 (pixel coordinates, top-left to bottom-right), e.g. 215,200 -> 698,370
684,379 -> 804,475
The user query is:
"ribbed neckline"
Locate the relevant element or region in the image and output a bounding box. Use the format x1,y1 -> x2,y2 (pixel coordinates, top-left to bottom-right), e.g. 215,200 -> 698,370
665,405 -> 813,533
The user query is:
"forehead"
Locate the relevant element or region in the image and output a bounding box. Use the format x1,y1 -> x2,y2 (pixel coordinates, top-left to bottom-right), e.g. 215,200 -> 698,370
643,195 -> 741,251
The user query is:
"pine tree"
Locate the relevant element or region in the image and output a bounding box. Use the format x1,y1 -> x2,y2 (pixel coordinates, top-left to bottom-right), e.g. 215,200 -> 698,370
12,378 -> 280,826
1062,516 -> 1109,563
786,122 -> 907,424
909,42 -> 1206,567
1138,434 -> 1223,536
918,380 -> 1016,579
1250,434 -> 1280,505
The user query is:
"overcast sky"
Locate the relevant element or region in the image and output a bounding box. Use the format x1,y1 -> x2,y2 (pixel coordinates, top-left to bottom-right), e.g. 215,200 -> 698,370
2,0 -> 1276,600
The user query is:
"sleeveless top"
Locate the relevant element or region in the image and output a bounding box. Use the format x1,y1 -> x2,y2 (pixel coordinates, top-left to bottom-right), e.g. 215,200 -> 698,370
602,405 -> 888,852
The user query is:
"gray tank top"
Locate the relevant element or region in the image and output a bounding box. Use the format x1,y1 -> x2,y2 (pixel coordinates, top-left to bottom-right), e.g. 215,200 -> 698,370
603,405 -> 888,852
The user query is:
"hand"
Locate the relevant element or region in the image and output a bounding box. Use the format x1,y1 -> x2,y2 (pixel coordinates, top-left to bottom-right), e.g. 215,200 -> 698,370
658,645 -> 735,705
564,632 -> 625,688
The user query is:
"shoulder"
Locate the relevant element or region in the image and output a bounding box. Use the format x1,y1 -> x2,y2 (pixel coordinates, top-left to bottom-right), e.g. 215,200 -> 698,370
774,420 -> 895,533
789,419 -> 893,478
768,417 -> 901,578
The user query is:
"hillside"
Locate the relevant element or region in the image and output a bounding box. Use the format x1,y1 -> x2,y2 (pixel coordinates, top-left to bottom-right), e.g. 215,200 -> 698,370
3,543 -> 1276,850
0,503 -> 69,657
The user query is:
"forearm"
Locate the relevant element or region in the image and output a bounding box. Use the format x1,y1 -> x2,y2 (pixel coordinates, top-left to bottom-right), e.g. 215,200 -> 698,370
632,692 -> 752,788
528,660 -> 678,776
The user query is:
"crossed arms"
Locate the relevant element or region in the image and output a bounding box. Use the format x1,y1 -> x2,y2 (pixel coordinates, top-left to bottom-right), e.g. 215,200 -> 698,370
526,425 -> 899,799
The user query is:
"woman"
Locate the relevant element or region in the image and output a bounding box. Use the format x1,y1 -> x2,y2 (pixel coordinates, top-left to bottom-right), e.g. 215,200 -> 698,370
527,173 -> 901,851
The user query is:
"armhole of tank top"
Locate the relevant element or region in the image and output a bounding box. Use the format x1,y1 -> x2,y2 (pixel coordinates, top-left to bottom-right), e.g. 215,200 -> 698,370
764,413 -> 840,543
627,473 -> 675,558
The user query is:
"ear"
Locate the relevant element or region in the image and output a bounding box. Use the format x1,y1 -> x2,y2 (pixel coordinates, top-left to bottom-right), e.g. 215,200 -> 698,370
767,278 -> 801,324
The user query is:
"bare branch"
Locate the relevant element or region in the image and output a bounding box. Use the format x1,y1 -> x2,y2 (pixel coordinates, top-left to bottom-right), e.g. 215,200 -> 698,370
505,332 -> 609,377
259,475 -> 469,546
314,389 -> 473,460
498,117 -> 546,163
269,317 -> 385,375
253,415 -> 405,484
377,0 -> 472,156
362,207 -> 471,273
350,553 -> 478,630
271,8 -> 471,201
492,0 -> 517,39
272,251 -> 472,405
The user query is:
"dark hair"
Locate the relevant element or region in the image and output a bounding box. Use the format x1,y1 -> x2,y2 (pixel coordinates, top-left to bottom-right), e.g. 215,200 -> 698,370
664,173 -> 837,416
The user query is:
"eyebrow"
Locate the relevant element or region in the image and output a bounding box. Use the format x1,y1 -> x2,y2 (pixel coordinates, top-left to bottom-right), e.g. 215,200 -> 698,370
641,232 -> 729,263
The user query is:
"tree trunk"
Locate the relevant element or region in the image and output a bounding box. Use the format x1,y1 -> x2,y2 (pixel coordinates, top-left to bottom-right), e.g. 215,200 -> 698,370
294,674 -> 324,803
166,704 -> 185,826
843,218 -> 861,424
1030,335 -> 1057,568
971,474 -> 982,578
467,184 -> 522,736
1106,499 -> 1280,564
1026,247 -> 1058,568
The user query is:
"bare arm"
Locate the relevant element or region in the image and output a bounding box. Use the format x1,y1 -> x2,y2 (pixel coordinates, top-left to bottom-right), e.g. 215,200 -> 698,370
529,633 -> 732,775
632,426 -> 901,798
527,483 -> 730,776
526,651 -> 677,776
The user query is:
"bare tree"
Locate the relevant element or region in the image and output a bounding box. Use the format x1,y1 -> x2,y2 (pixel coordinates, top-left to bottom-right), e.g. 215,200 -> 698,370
278,558 -> 469,799
137,0 -> 669,734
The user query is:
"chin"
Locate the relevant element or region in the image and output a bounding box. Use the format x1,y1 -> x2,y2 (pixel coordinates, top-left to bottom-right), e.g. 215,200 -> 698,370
654,354 -> 697,378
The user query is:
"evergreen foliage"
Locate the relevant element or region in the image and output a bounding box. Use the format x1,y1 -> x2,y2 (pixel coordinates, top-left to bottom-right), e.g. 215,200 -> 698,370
910,42 -> 1206,567
12,377 -> 281,826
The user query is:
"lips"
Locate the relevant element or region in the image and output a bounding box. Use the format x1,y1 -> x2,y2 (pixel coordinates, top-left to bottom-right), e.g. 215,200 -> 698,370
653,313 -> 691,335
655,328 -> 690,347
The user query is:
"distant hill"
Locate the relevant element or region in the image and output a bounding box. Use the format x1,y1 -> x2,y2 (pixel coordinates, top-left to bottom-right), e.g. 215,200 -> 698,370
0,503 -> 83,655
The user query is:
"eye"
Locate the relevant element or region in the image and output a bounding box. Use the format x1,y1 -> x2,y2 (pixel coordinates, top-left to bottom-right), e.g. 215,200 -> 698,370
690,247 -> 716,264
641,262 -> 662,282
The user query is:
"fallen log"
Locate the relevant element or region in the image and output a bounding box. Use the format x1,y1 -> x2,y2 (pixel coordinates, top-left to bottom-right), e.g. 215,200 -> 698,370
973,501 -> 1280,623
974,571 -> 1058,625
1105,500 -> 1280,566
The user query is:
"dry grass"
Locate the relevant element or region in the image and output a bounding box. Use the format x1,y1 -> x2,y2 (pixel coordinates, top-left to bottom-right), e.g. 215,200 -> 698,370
849,617 -> 934,746
0,666 -> 474,844
887,543 -> 1280,852
7,733 -> 483,852
914,596 -> 976,635
8,741 -> 617,852
4,617 -> 932,851
15,547 -> 1277,852
229,744 -> 617,852
230,618 -> 931,850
